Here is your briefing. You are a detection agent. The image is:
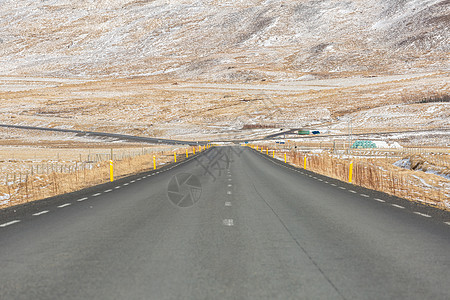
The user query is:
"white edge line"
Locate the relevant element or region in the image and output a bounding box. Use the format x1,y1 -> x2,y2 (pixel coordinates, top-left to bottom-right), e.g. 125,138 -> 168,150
413,212 -> 431,218
391,204 -> 405,209
33,210 -> 49,216
0,220 -> 20,227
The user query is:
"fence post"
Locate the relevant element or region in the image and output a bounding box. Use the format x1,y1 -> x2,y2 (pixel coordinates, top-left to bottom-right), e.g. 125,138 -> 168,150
349,161 -> 354,184
110,160 -> 114,182
25,174 -> 29,201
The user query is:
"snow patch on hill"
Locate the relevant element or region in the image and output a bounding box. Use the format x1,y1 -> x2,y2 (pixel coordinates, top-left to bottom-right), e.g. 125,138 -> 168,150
0,0 -> 448,79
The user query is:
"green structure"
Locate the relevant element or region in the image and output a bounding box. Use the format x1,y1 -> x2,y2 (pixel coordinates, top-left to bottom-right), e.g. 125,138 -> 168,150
298,130 -> 310,135
351,140 -> 377,149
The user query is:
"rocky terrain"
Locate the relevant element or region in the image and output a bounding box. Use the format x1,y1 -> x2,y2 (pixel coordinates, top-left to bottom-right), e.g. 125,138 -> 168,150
0,0 -> 448,80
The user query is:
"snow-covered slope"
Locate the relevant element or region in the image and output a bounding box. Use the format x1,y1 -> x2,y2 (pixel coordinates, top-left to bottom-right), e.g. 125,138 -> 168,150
0,0 -> 448,80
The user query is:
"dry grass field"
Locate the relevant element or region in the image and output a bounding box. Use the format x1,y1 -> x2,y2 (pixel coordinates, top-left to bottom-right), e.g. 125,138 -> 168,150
0,72 -> 448,143
254,143 -> 450,210
0,142 -> 196,209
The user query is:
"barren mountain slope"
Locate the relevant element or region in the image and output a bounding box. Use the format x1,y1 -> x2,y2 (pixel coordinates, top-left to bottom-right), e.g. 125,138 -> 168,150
0,0 -> 448,80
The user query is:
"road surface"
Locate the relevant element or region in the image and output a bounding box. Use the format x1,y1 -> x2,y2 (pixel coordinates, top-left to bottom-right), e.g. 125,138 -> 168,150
0,124 -> 202,146
0,147 -> 449,299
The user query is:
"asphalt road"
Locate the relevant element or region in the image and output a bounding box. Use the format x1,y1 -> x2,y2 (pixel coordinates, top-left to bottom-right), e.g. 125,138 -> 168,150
0,147 -> 449,299
0,124 -> 201,146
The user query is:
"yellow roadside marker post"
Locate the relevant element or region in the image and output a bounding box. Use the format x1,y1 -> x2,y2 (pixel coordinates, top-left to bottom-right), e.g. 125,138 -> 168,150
272,150 -> 275,158
174,152 -> 177,163
109,160 -> 114,182
284,153 -> 287,163
266,148 -> 268,155
186,148 -> 189,158
193,147 -> 196,155
304,156 -> 307,169
153,156 -> 156,170
349,161 -> 354,183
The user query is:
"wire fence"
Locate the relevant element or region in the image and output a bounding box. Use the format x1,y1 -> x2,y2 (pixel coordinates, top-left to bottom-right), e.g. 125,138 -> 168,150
0,145 -> 207,208
250,143 -> 450,210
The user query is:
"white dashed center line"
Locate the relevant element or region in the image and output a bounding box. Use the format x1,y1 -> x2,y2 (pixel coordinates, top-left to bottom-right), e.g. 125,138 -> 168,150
391,204 -> 405,209
92,193 -> 102,197
445,222 -> 450,226
227,191 -> 232,195
331,183 -> 337,187
360,194 -> 369,198
225,202 -> 232,207
58,203 -> 71,208
123,183 -> 129,186
130,180 -> 136,183
33,210 -> 49,216
339,187 -> 346,190
223,219 -> 234,226
114,186 -> 121,189
77,197 -> 88,202
0,220 -> 20,228
104,189 -> 112,193
228,184 -> 232,187
349,190 -> 357,193
374,198 -> 385,203
413,212 -> 431,218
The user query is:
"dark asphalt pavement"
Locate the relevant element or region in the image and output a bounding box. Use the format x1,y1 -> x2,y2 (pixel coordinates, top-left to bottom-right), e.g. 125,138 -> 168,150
0,146 -> 449,299
0,124 -> 201,146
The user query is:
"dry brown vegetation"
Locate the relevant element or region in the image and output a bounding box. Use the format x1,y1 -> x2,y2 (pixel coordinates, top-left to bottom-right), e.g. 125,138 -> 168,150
0,145 -> 198,209
0,72 -> 448,143
254,144 -> 450,211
